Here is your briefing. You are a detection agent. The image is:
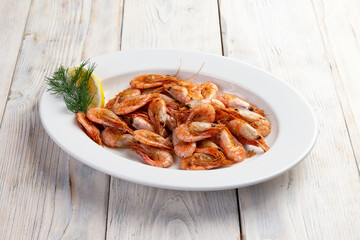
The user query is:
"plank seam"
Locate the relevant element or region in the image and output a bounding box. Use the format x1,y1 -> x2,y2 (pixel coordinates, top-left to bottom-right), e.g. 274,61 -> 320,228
58,160 -> 73,240
217,1 -> 244,238
45,146 -> 61,240
236,190 -> 244,240
104,176 -> 111,240
0,0 -> 33,128
105,1 -> 126,239
309,0 -> 360,175
217,0 -> 225,56
119,0 -> 126,51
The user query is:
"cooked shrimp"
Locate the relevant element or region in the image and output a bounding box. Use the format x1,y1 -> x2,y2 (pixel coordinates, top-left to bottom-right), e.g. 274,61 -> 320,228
158,94 -> 181,110
131,73 -> 199,91
158,95 -> 181,128
233,108 -> 271,137
86,108 -> 133,134
130,74 -> 176,89
185,99 -> 224,110
113,94 -> 156,115
148,98 -> 169,137
78,69 -> 272,170
76,112 -> 103,146
185,99 -> 210,109
166,107 -> 187,127
215,107 -> 257,124
101,127 -> 134,148
196,139 -> 220,149
227,119 -> 269,152
172,133 -> 196,158
123,113 -> 155,132
186,104 -> 216,123
166,115 -> 177,131
177,80 -> 198,90
250,119 -> 271,137
133,129 -> 173,150
195,140 -> 228,162
209,99 -> 226,110
174,122 -> 225,142
131,143 -> 174,168
216,93 -> 264,116
187,88 -> 204,101
179,153 -> 232,170
217,129 -> 246,162
215,107 -> 238,124
199,82 -> 218,99
105,88 -> 141,110
141,86 -> 164,95
164,83 -> 192,103
105,98 -> 117,111
119,88 -> 142,100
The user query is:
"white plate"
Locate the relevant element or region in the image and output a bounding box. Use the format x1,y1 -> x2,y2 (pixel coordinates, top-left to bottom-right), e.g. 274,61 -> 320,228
39,49 -> 317,191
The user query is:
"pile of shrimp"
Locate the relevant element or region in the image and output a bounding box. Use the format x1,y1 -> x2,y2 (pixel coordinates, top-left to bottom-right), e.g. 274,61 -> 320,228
76,73 -> 271,170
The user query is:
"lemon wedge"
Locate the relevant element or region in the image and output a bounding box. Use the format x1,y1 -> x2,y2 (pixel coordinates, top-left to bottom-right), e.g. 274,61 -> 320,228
68,67 -> 105,109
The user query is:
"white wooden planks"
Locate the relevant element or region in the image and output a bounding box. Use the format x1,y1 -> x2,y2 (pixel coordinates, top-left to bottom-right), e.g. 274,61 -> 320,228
106,0 -> 241,239
219,0 -> 360,239
0,0 -> 32,124
0,0 -> 123,239
0,0 -> 359,239
107,183 -> 241,240
311,0 -> 360,171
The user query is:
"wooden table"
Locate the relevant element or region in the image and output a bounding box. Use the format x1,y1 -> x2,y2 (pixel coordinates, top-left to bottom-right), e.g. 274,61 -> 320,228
1,0 -> 359,239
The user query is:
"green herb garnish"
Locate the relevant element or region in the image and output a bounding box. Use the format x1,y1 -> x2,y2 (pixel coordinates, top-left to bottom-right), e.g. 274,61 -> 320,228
45,60 -> 96,113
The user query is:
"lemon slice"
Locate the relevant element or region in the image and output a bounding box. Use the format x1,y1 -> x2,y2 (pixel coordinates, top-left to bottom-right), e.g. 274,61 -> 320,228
68,67 -> 105,109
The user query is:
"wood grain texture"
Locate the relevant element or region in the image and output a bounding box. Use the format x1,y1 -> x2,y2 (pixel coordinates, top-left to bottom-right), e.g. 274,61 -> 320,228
0,0 -> 32,125
219,0 -> 360,239
106,0 -> 241,239
107,182 -> 240,240
0,0 -> 123,239
311,0 -> 360,171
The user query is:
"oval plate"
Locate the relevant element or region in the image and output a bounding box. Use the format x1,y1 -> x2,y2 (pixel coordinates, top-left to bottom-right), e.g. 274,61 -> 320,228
39,49 -> 317,191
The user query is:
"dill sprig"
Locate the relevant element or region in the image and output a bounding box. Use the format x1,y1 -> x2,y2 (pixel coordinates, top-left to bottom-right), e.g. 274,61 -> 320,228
45,60 -> 96,113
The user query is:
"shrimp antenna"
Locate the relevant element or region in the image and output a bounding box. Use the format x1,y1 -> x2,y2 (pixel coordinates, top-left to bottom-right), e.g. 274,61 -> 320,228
173,59 -> 182,78
192,77 -> 200,82
184,62 -> 205,81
